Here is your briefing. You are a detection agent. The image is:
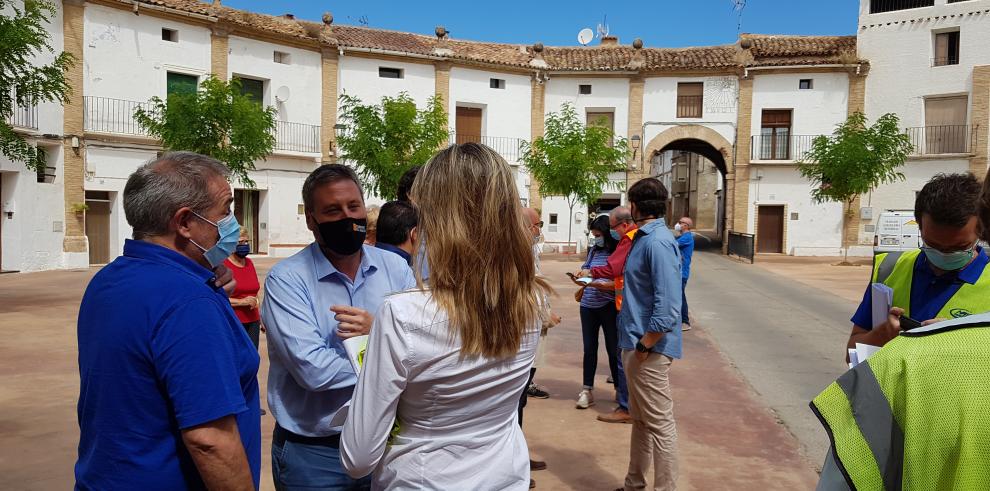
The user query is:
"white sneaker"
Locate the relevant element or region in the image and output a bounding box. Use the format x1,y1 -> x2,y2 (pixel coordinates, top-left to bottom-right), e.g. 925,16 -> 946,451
682,322 -> 692,332
576,389 -> 594,409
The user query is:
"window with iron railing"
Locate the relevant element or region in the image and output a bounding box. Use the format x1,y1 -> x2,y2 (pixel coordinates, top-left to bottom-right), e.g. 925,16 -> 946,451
869,0 -> 934,14
759,110 -> 792,160
676,83 -> 704,118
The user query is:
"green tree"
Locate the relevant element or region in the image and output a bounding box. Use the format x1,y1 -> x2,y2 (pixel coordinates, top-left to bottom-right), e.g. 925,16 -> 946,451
134,76 -> 276,187
798,112 -> 913,260
1,0 -> 73,171
520,103 -> 630,248
335,92 -> 448,201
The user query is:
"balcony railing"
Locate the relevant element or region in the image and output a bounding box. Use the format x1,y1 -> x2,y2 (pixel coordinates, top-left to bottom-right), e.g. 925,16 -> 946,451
449,132 -> 526,161
906,125 -> 976,155
751,134 -> 820,161
676,96 -> 703,119
6,102 -> 39,130
275,121 -> 321,154
84,95 -> 321,153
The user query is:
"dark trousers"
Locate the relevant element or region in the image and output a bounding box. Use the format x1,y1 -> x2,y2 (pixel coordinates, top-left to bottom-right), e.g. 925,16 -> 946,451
681,278 -> 690,325
243,321 -> 261,349
579,304 -> 620,389
518,367 -> 536,426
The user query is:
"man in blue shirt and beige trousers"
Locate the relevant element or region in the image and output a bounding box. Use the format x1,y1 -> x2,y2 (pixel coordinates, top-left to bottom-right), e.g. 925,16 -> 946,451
615,178 -> 683,491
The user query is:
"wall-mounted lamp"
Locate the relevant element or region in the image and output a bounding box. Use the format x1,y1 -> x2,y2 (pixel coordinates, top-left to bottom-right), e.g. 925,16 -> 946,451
630,134 -> 641,159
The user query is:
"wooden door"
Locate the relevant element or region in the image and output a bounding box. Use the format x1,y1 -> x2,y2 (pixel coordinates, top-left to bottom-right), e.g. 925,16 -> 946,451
757,205 -> 784,254
85,191 -> 111,264
455,107 -> 482,144
925,96 -> 968,154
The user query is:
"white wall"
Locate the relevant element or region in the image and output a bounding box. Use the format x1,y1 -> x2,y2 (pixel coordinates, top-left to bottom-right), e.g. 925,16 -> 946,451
751,73 -> 850,144
85,146 -> 159,258
246,158 -> 321,257
747,166 -> 845,256
338,56 -> 435,109
84,4 -> 211,103
642,76 -> 740,149
449,67 -> 531,163
228,36 -> 322,126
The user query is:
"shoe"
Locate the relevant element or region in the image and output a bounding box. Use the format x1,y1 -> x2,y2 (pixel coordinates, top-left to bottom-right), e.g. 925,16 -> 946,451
682,322 -> 692,332
530,479 -> 536,489
597,407 -> 633,424
606,375 -> 614,384
527,383 -> 550,399
576,389 -> 594,409
530,459 -> 547,471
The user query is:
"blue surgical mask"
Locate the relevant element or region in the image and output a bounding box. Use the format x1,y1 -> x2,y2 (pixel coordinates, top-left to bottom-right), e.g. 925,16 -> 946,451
235,243 -> 251,258
593,237 -> 605,248
922,246 -> 975,272
610,229 -> 621,241
191,211 -> 241,268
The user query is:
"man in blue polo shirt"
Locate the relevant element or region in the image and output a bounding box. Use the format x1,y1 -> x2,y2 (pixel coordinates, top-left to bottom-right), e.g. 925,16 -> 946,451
847,173 -> 990,352
263,165 -> 415,490
75,152 -> 260,490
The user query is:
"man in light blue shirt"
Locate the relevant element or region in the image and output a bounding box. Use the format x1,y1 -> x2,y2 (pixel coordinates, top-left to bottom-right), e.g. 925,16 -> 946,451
262,164 -> 415,491
616,177 -> 682,491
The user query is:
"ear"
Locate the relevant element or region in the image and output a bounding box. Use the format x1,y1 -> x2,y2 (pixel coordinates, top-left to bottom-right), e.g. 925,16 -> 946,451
174,207 -> 196,240
409,226 -> 418,245
305,211 -> 316,232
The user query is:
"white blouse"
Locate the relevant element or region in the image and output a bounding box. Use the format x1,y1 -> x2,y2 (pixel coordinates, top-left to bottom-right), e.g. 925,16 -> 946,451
341,289 -> 539,490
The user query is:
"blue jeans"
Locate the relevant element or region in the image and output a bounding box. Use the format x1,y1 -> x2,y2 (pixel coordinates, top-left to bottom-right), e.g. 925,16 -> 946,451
272,428 -> 372,491
681,278 -> 690,325
579,304 -> 620,389
615,352 -> 629,411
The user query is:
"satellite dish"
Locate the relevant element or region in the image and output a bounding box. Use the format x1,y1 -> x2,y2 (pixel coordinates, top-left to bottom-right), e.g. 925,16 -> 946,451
577,28 -> 594,46
275,86 -> 291,103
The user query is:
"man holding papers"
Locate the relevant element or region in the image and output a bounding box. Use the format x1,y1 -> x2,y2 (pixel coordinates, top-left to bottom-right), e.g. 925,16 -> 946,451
845,173 -> 990,353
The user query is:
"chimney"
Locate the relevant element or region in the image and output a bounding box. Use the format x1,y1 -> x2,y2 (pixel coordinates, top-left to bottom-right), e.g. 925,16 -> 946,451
600,35 -> 619,47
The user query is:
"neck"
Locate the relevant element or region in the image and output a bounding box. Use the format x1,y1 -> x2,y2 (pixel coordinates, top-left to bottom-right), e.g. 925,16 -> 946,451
323,247 -> 362,280
229,255 -> 245,267
398,241 -> 415,256
143,235 -> 211,270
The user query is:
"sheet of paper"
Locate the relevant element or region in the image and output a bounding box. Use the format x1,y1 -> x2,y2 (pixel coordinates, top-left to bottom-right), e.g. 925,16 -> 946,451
848,349 -> 859,369
871,283 -> 894,329
855,343 -> 882,364
576,277 -> 593,285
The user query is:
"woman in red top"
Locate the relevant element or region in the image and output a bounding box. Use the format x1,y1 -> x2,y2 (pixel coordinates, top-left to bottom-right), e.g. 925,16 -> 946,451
224,231 -> 262,349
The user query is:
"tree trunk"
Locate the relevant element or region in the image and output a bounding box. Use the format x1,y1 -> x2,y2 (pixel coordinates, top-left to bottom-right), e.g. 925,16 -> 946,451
567,202 -> 575,254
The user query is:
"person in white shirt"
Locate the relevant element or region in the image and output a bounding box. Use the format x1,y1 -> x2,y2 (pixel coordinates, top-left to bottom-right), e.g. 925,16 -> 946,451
341,142 -> 553,490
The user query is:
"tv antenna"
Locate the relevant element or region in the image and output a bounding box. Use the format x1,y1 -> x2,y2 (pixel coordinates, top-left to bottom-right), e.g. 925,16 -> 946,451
729,0 -> 746,33
596,15 -> 609,39
577,28 -> 594,46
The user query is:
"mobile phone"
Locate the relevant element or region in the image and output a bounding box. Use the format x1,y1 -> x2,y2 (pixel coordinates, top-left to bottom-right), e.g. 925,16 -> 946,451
899,315 -> 923,330
566,272 -> 577,280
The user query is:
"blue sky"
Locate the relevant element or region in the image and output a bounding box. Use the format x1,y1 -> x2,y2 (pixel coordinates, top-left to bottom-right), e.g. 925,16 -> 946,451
223,0 -> 861,48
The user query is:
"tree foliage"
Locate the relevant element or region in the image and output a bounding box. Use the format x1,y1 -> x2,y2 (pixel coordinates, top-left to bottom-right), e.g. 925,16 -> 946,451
521,102 -> 629,208
798,112 -> 913,206
335,92 -> 448,201
135,76 -> 276,187
1,0 -> 74,171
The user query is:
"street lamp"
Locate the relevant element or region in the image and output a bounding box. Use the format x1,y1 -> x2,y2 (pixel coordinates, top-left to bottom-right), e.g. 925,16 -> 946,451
630,134 -> 641,159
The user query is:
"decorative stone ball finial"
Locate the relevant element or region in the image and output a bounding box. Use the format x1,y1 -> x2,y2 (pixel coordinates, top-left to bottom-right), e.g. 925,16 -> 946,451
633,38 -> 643,50
533,42 -> 544,54
740,38 -> 753,50
322,12 -> 333,25
435,26 -> 447,39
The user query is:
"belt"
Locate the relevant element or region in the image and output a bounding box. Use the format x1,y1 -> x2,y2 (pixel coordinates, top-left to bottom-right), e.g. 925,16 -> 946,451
273,424 -> 341,448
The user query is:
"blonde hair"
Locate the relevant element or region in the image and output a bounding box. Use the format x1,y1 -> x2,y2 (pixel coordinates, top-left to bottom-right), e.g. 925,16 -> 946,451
365,205 -> 380,243
412,143 -> 552,359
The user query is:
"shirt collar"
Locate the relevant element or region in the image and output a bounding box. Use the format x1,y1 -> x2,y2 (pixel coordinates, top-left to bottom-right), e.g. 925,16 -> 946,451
123,239 -> 217,286
309,242 -> 379,282
916,246 -> 989,284
375,243 -> 412,265
635,219 -> 667,237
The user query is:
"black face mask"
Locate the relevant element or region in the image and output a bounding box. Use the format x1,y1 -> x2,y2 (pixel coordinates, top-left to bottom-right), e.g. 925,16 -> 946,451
317,217 -> 367,256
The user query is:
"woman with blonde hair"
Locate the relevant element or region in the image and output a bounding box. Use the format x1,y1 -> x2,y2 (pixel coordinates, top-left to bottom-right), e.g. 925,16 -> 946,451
341,143 -> 552,490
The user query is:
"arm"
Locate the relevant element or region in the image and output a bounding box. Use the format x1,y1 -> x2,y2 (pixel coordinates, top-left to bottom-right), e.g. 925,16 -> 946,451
581,249 -> 594,270
590,240 -> 629,279
341,300 -> 409,478
182,415 -> 253,491
586,280 -> 616,291
647,240 -> 682,338
261,273 -> 357,392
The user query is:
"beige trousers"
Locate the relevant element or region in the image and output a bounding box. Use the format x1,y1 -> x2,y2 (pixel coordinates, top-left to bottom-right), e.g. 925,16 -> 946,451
622,350 -> 677,491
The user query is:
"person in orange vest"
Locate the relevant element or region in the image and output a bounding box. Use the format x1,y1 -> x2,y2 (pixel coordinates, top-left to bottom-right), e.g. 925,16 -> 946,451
576,205 -> 638,424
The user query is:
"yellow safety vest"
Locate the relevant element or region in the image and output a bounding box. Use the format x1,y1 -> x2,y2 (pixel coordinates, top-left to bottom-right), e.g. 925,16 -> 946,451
871,249 -> 990,320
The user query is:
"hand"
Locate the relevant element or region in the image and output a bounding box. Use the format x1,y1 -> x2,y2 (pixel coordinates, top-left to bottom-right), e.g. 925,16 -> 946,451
331,305 -> 373,339
635,349 -> 650,363
213,265 -> 236,297
577,269 -> 591,278
244,296 -> 259,310
922,318 -> 947,327
867,307 -> 904,347
549,313 -> 561,326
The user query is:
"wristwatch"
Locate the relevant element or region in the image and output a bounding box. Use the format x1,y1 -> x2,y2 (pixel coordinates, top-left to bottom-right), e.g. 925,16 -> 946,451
635,340 -> 651,353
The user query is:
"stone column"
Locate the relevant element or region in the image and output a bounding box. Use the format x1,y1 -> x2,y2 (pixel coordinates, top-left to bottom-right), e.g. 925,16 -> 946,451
731,76 -> 754,234
434,62 -> 451,118
626,76 -> 646,185
62,0 -> 87,259
844,73 -> 868,250
210,25 -> 231,81
528,76 -> 546,210
970,65 -> 990,180
321,48 -> 339,163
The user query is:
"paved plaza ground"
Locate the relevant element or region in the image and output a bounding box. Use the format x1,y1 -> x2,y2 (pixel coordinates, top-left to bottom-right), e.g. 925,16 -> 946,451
0,250 -> 873,490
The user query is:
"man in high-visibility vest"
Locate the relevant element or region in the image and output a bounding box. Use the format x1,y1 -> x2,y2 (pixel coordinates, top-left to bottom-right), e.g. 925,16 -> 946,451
845,173 -> 989,353
814,172 -> 990,490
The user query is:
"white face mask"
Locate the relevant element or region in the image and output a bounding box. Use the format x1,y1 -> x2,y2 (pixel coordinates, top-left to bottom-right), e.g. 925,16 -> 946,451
674,223 -> 683,233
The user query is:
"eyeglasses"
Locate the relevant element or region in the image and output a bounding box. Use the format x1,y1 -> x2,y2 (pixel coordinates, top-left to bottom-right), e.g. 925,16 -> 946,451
534,221 -> 544,229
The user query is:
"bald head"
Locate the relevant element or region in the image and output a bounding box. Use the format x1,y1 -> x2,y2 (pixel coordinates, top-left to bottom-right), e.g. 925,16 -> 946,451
678,217 -> 694,231
609,206 -> 635,235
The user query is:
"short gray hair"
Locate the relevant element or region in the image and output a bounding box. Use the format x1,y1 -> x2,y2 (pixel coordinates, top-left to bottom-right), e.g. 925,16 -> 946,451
124,151 -> 230,240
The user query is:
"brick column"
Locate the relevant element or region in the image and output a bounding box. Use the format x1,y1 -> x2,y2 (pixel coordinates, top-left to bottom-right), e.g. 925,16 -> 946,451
434,62 -> 451,118
321,48 -> 339,163
62,0 -> 87,256
626,76 -> 646,184
731,76 -> 753,234
528,76 -> 546,210
970,65 -> 990,180
210,25 -> 230,81
843,73 -> 868,248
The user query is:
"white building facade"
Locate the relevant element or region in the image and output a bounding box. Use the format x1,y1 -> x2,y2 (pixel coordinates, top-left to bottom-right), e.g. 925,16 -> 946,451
4,0 -> 986,271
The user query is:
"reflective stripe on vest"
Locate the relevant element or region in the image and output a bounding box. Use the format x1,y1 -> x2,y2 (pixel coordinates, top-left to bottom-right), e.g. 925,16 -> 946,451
870,249 -> 990,320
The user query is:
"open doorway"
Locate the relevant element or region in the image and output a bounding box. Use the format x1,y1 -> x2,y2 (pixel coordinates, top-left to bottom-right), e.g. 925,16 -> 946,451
234,189 -> 261,253
651,144 -> 726,248
85,191 -> 112,265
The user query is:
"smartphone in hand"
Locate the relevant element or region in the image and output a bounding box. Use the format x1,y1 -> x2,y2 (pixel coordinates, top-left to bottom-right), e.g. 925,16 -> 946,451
899,315 -> 923,331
